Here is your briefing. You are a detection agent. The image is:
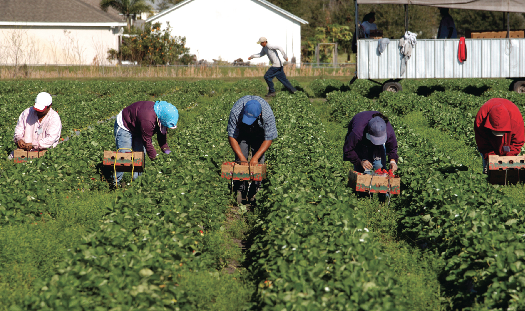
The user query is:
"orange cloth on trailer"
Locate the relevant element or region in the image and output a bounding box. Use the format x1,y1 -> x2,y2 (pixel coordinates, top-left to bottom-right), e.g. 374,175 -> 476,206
475,98 -> 525,159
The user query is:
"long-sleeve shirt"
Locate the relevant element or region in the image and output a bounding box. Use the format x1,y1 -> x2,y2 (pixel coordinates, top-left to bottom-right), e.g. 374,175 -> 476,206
250,44 -> 287,68
227,95 -> 278,141
13,107 -> 62,150
361,21 -> 377,38
121,101 -> 168,160
475,98 -> 524,159
437,14 -> 457,39
343,111 -> 398,171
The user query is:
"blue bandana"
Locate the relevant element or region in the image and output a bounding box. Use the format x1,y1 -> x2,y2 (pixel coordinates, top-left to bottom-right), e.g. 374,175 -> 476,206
154,101 -> 179,129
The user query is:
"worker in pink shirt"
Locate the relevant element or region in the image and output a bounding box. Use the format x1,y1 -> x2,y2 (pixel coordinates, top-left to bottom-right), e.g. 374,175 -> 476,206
13,92 -> 62,153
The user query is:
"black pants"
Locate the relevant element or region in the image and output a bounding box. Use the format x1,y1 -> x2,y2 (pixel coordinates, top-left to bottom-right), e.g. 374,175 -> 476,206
233,137 -> 265,197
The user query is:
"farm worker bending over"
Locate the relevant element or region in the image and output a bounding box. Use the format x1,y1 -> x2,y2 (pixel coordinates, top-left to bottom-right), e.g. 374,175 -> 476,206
228,95 -> 277,205
248,37 -> 297,97
13,92 -> 62,154
475,98 -> 524,173
343,111 -> 399,173
113,100 -> 178,186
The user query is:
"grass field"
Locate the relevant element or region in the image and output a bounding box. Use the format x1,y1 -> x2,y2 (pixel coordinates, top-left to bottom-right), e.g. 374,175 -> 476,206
0,77 -> 524,310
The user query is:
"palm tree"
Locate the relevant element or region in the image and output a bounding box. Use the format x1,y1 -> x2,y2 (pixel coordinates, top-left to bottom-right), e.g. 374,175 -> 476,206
100,0 -> 153,31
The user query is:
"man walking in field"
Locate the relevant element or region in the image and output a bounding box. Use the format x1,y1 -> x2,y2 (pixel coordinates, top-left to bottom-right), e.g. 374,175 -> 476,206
248,37 -> 297,97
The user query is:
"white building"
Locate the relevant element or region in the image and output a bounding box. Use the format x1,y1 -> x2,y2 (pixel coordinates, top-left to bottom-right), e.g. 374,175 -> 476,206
0,0 -> 126,66
146,0 -> 308,66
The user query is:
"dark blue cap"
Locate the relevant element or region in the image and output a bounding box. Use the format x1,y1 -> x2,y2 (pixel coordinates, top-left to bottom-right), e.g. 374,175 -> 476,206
242,100 -> 262,125
368,116 -> 387,145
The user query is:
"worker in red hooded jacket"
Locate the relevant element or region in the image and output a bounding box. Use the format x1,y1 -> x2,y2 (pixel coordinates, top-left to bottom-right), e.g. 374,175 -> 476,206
474,98 -> 525,173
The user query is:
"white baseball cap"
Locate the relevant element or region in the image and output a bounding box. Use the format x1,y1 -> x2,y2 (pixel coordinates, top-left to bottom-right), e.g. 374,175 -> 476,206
34,92 -> 52,112
257,37 -> 267,44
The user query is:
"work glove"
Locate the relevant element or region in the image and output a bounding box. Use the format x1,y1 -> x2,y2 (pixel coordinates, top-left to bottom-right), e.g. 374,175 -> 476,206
163,149 -> 171,155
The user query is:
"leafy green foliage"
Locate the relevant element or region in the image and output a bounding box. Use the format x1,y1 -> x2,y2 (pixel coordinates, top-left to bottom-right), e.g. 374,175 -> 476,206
3,77 -> 525,310
107,22 -> 195,65
310,79 -> 346,98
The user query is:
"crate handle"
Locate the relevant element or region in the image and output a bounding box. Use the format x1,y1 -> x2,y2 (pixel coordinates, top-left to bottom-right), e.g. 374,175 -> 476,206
114,148 -> 134,188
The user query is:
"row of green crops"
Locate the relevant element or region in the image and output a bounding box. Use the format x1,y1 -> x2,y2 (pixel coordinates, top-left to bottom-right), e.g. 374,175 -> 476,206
10,92 -> 252,309
2,77 -> 524,310
248,93 -> 411,309
327,80 -> 525,310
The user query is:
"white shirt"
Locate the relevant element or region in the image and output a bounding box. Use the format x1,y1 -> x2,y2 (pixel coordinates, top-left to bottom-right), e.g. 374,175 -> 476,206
361,21 -> 378,38
13,107 -> 62,149
250,44 -> 288,67
116,110 -> 130,132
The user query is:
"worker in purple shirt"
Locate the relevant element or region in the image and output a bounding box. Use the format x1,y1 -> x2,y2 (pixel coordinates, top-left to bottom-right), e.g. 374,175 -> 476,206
343,111 -> 399,174
113,100 -> 178,186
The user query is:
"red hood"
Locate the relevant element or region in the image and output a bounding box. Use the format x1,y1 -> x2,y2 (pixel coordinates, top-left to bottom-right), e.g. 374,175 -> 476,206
484,104 -> 511,132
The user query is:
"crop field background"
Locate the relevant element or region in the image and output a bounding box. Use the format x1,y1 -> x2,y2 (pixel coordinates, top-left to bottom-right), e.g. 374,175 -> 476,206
0,64 -> 354,80
1,77 -> 525,310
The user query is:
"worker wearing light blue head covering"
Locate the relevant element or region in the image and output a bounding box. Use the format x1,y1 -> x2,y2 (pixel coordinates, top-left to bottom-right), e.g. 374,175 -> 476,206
154,101 -> 179,129
113,100 -> 179,187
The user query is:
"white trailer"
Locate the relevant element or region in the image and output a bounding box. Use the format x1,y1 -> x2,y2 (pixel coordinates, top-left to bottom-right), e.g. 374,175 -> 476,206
354,0 -> 525,93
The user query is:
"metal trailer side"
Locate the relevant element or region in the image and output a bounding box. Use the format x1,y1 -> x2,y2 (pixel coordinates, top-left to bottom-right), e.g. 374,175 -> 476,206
353,0 -> 525,92
357,38 -> 525,80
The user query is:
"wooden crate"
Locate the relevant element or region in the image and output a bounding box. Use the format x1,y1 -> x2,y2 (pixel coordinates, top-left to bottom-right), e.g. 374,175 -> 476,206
487,155 -> 525,185
102,151 -> 145,172
488,155 -> 525,170
13,149 -> 48,163
221,162 -> 267,181
250,164 -> 267,181
221,162 -> 235,180
13,149 -> 27,163
488,169 -> 520,185
27,151 -> 39,159
348,170 -> 400,195
466,30 -> 524,39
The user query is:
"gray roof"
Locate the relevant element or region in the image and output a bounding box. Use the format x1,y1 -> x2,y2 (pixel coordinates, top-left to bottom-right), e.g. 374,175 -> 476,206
0,0 -> 124,23
148,0 -> 308,24
78,0 -> 125,21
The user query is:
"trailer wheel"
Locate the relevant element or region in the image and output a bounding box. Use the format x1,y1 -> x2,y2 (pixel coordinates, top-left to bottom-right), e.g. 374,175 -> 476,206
514,81 -> 525,94
383,82 -> 402,93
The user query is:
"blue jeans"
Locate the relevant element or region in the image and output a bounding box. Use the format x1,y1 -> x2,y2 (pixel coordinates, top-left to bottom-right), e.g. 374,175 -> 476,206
480,152 -> 487,174
264,66 -> 296,93
113,120 -> 147,184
